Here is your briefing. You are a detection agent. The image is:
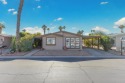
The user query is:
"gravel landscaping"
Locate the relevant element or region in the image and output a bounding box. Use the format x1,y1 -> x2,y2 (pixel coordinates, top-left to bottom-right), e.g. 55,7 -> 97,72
33,50 -> 90,56
1,52 -> 30,56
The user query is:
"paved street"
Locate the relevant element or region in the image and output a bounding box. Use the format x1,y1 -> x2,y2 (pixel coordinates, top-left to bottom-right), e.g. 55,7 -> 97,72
0,58 -> 125,83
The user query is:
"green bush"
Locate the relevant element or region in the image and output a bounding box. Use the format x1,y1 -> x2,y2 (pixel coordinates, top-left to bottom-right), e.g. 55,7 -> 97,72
84,39 -> 92,47
18,35 -> 34,52
10,37 -> 16,52
84,31 -> 114,51
100,36 -> 114,51
10,32 -> 41,52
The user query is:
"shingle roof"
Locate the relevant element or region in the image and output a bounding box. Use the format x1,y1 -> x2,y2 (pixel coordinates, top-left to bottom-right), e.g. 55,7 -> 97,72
55,31 -> 82,37
41,33 -> 63,37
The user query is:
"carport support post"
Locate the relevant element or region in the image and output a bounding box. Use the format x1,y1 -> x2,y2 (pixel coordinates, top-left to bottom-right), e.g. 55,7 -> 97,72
92,38 -> 93,48
98,38 -> 99,50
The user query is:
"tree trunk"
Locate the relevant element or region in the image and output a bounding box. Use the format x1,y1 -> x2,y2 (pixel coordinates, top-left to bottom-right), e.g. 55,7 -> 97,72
16,0 -> 24,52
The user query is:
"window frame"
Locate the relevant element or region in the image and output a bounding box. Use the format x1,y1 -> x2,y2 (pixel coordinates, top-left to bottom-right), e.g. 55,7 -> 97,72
46,37 -> 56,45
65,37 -> 80,49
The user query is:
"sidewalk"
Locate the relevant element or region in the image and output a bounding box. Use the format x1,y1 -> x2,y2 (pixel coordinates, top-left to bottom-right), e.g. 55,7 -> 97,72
0,48 -> 125,59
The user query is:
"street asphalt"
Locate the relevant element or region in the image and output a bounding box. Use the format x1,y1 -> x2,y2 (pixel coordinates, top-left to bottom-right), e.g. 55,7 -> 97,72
0,58 -> 125,83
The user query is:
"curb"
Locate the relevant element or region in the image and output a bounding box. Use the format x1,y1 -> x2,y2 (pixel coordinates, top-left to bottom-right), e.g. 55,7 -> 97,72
0,56 -> 125,59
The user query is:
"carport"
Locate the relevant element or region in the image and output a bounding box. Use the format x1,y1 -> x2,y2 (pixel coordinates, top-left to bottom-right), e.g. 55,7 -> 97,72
83,36 -> 101,50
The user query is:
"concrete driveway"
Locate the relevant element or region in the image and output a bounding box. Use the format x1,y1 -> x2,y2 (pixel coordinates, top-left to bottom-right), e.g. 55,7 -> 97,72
0,58 -> 125,83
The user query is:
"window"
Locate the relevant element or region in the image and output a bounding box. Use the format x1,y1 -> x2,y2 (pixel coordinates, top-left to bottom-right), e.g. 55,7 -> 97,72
66,38 -> 80,48
66,38 -> 70,48
46,38 -> 56,45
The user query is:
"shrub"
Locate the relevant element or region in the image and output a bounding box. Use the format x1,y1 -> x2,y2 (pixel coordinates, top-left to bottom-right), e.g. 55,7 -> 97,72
18,35 -> 34,52
100,36 -> 114,51
84,39 -> 92,47
10,32 -> 41,52
10,37 -> 16,52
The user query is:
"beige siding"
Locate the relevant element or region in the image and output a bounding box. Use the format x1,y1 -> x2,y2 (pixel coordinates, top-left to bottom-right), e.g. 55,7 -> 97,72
0,36 -> 4,45
3,37 -> 12,47
116,36 -> 120,51
42,35 -> 63,50
58,32 -> 82,50
42,32 -> 82,50
115,34 -> 125,51
116,35 -> 124,51
0,36 -> 12,47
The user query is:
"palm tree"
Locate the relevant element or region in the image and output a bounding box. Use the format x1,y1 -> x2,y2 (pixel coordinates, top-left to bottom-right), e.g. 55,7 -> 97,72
81,30 -> 84,35
42,25 -> 47,35
16,0 -> 24,52
77,30 -> 81,35
119,25 -> 125,33
58,26 -> 66,31
91,30 -> 95,33
58,26 -> 63,31
22,29 -> 26,32
47,28 -> 50,33
63,26 -> 66,31
77,30 -> 84,35
0,23 -> 5,34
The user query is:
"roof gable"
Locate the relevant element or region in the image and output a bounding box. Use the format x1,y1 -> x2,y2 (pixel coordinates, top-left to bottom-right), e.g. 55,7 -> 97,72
40,31 -> 82,38
41,33 -> 63,37
55,31 -> 82,37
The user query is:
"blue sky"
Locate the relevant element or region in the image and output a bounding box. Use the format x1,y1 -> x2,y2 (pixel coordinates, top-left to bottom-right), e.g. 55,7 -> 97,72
0,0 -> 125,35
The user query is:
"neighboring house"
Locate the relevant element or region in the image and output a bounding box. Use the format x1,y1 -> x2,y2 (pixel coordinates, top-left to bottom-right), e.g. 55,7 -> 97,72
40,31 -> 83,50
0,34 -> 12,47
110,33 -> 125,51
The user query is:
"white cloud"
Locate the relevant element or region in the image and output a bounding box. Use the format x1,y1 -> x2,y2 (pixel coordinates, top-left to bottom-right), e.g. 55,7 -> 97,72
92,26 -> 109,33
23,26 -> 43,34
100,2 -> 108,5
0,0 -> 7,5
35,0 -> 40,1
8,8 -> 17,15
2,31 -> 6,34
84,33 -> 89,36
114,17 -> 125,28
8,8 -> 15,12
50,26 -> 56,30
54,17 -> 63,21
37,6 -> 41,8
13,11 -> 17,15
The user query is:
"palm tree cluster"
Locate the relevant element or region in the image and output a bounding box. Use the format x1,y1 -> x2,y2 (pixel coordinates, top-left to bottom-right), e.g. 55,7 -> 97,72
58,26 -> 66,31
77,30 -> 84,35
0,23 -> 5,34
42,25 -> 50,34
91,30 -> 95,33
